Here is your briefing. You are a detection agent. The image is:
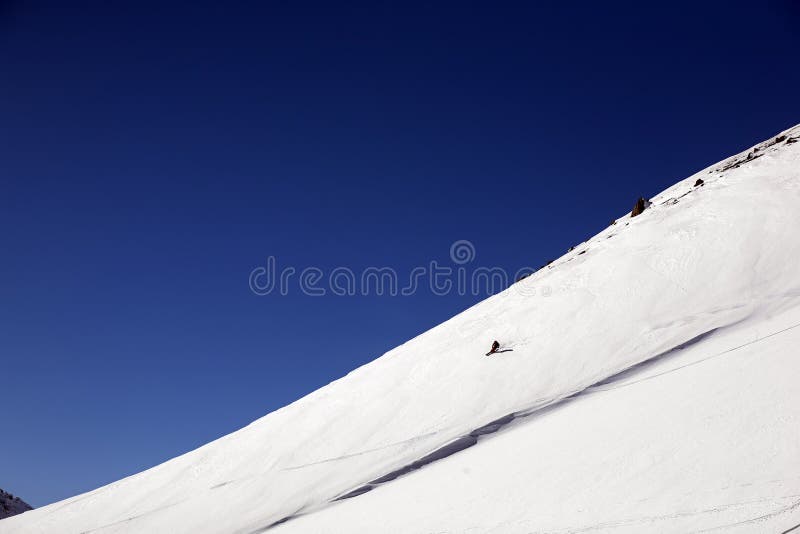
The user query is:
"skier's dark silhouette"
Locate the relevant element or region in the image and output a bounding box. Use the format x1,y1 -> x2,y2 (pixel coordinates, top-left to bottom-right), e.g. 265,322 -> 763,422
485,340 -> 500,356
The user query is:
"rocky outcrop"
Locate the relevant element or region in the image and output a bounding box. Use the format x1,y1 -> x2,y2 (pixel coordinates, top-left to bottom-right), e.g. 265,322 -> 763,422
0,488 -> 33,520
631,196 -> 651,217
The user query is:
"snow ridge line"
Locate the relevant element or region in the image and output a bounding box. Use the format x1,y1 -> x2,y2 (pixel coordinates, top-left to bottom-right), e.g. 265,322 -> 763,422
589,320 -> 800,394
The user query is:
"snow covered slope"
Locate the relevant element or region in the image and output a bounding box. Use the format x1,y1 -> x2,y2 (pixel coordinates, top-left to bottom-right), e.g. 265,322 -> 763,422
4,125 -> 800,534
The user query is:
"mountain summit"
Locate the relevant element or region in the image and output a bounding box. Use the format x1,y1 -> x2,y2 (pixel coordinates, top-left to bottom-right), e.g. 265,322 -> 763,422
4,125 -> 800,534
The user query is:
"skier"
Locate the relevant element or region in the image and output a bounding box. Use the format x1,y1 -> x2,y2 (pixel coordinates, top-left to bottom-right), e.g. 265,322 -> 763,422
485,340 -> 501,356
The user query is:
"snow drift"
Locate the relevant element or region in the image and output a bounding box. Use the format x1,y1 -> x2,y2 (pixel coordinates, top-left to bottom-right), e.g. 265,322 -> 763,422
4,125 -> 800,534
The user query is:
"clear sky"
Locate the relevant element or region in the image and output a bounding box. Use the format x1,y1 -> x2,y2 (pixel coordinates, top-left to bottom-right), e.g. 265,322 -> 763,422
2,0 -> 799,507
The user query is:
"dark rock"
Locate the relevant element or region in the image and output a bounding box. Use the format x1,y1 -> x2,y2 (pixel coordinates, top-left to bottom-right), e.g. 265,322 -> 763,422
694,178 -> 704,187
0,488 -> 33,519
631,196 -> 650,217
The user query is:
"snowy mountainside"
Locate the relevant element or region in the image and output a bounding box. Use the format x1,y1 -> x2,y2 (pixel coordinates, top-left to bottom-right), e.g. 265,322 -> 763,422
3,124 -> 800,534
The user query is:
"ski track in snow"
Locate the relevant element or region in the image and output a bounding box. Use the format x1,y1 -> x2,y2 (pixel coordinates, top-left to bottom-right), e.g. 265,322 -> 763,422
511,494 -> 800,534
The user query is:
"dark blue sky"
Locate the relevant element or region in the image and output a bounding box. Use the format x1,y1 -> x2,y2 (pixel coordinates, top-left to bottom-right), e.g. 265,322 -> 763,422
2,1 -> 798,506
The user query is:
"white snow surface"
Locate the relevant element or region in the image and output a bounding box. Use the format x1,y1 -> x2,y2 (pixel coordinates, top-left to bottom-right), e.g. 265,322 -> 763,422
4,125 -> 800,534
